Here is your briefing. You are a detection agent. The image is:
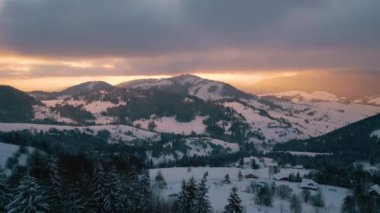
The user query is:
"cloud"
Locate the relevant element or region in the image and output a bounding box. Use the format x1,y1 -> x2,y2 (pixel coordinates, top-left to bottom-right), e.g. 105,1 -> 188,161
0,0 -> 379,77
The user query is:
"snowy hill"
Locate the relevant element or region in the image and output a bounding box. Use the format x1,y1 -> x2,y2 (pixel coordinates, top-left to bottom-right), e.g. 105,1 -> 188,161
0,85 -> 40,122
118,74 -> 251,101
30,81 -> 114,100
261,91 -> 344,103
0,123 -> 160,143
2,76 -> 380,146
354,96 -> 380,106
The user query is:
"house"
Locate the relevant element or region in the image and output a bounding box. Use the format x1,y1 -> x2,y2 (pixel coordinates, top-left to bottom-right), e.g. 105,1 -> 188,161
368,184 -> 380,197
299,179 -> 319,190
283,163 -> 292,169
273,172 -> 290,181
245,174 -> 258,179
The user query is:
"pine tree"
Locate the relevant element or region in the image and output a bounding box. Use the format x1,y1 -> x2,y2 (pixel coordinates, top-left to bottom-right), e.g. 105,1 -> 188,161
0,172 -> 9,211
238,170 -> 243,182
310,191 -> 325,213
175,180 -> 190,213
89,163 -> 114,212
62,190 -> 85,213
341,195 -> 356,213
224,187 -> 243,213
224,174 -> 231,184
175,178 -> 197,213
47,158 -> 63,211
289,194 -> 302,213
239,158 -> 244,168
203,171 -> 209,179
154,170 -> 167,189
255,185 -> 273,206
193,178 -> 212,213
6,175 -> 49,213
131,170 -> 152,213
301,188 -> 311,203
102,168 -> 122,212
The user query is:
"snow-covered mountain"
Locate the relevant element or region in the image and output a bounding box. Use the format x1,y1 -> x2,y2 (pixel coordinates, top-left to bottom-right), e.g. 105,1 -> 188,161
2,75 -> 380,146
260,91 -> 345,103
118,74 -> 251,101
353,96 -> 380,106
29,81 -> 114,100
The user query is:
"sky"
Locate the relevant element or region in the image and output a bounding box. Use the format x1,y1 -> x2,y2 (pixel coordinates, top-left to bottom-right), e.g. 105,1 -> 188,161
0,0 -> 379,92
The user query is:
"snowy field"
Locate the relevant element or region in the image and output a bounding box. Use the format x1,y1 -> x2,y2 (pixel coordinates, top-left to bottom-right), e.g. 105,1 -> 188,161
150,167 -> 349,213
0,142 -> 32,175
0,142 -> 21,168
134,116 -> 207,135
0,123 -> 160,143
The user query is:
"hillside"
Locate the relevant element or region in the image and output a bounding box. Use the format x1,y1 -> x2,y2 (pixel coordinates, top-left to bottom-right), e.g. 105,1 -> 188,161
0,85 -> 40,122
274,113 -> 380,161
117,74 -> 252,101
2,74 -> 380,146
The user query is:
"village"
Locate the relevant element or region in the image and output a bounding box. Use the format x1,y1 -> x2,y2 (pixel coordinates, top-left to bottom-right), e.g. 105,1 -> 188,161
149,156 -> 380,213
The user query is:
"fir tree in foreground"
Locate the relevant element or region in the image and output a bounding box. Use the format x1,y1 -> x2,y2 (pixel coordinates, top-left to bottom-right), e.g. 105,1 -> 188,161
194,178 -> 212,213
175,179 -> 192,213
47,158 -> 63,211
0,172 -> 9,211
6,175 -> 49,213
224,187 -> 243,213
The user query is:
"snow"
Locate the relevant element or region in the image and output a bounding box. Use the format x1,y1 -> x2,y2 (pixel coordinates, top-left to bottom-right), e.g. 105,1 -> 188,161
262,91 -> 341,103
146,137 -> 239,165
224,97 -> 380,144
134,116 -> 207,135
189,82 -> 226,101
40,99 -> 127,124
207,138 -> 240,152
0,123 -> 160,143
368,97 -> 380,105
0,142 -> 33,176
33,105 -> 76,124
369,184 -> 380,195
0,142 -> 20,168
282,151 -> 334,157
150,167 -> 349,213
131,79 -> 174,89
370,129 -> 380,138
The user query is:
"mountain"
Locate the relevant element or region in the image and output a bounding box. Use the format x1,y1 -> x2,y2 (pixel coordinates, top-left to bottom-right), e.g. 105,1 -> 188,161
117,74 -> 252,101
250,71 -> 380,100
274,113 -> 380,161
0,85 -> 40,122
2,74 -> 380,146
56,81 -> 114,98
29,81 -> 114,100
260,91 -> 346,103
353,96 -> 380,106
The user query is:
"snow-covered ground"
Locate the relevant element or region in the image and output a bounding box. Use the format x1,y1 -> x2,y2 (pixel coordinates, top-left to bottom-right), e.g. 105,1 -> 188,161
0,142 -> 21,168
224,97 -> 380,144
150,167 -> 349,213
371,130 -> 380,138
134,116 -> 207,135
40,98 -> 127,124
0,123 -> 160,143
0,142 -> 32,175
146,137 -> 240,165
281,151 -> 334,157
